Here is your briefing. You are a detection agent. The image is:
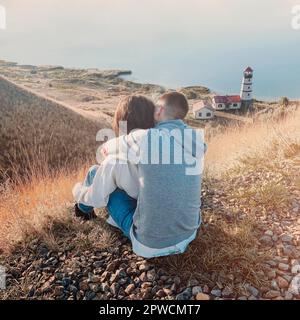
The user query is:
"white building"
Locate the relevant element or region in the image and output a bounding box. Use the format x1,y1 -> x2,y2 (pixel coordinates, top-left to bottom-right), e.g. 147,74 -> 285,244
193,101 -> 214,120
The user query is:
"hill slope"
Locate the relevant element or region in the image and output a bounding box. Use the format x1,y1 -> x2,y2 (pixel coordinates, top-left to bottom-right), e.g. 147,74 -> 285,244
0,76 -> 107,182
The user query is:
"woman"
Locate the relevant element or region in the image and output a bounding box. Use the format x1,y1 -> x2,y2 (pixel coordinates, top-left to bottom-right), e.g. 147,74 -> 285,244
73,95 -> 155,224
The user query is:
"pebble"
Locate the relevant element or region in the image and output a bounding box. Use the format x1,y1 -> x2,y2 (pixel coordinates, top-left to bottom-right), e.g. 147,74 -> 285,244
246,285 -> 259,297
278,263 -> 290,271
264,290 -> 281,299
176,288 -> 192,300
211,289 -> 222,297
125,284 -> 135,295
281,235 -> 293,243
260,235 -> 273,246
146,269 -> 156,282
265,230 -> 274,237
195,293 -> 210,300
222,286 -> 234,298
277,276 -> 289,289
192,286 -> 203,296
267,270 -> 276,279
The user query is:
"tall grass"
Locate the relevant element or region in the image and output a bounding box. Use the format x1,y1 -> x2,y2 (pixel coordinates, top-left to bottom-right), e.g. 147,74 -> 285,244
0,77 -> 102,183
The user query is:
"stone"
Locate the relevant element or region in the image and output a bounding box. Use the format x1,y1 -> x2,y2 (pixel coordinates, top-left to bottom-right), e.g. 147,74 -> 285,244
163,288 -> 173,296
259,235 -> 273,246
203,284 -> 210,293
139,263 -> 150,272
187,278 -> 199,287
192,286 -> 203,296
125,284 -> 135,295
54,286 -> 64,296
176,288 -> 192,300
267,270 -> 276,279
277,276 -> 289,289
139,272 -> 147,282
211,289 -> 222,297
284,292 -> 293,300
281,235 -> 293,243
93,261 -> 103,268
246,285 -> 259,297
264,290 -> 281,299
146,269 -> 156,282
265,230 -> 274,237
278,263 -> 289,271
141,287 -> 152,299
173,276 -> 181,286
100,282 -> 110,293
271,280 -> 280,291
141,282 -> 152,289
156,289 -> 166,298
292,265 -> 300,274
195,293 -> 210,300
79,280 -> 89,291
222,286 -> 234,297
106,261 -> 118,272
110,283 -> 119,296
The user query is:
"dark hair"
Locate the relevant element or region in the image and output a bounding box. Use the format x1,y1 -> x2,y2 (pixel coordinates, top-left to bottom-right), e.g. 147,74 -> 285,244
158,92 -> 189,119
112,95 -> 155,135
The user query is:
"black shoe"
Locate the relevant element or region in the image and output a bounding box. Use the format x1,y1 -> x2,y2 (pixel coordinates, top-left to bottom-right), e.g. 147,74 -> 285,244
74,204 -> 97,221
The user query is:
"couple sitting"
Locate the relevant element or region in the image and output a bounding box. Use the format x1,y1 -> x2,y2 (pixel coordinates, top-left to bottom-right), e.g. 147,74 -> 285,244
73,92 -> 206,258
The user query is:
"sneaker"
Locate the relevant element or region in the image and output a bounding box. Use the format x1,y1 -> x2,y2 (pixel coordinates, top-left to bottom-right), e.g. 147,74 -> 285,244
74,204 -> 97,221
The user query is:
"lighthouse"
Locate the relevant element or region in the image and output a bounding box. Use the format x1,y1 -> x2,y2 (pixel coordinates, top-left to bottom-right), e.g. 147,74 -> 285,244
240,67 -> 253,111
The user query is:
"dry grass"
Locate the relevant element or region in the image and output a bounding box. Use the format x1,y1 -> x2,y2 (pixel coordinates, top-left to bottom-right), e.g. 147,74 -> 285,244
0,76 -> 299,296
0,167 -> 117,253
0,77 -> 103,182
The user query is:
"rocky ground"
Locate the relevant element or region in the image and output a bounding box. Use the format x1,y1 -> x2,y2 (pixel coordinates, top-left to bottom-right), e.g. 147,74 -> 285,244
1,159 -> 299,300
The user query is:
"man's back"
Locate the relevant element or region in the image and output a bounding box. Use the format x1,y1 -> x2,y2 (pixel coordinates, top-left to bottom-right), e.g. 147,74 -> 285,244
133,119 -> 204,249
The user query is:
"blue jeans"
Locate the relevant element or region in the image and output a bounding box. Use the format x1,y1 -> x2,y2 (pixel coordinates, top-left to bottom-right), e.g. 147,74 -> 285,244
78,165 -> 136,238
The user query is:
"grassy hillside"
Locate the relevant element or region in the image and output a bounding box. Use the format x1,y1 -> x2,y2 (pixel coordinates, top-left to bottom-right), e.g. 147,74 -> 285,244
0,76 -> 106,182
0,79 -> 299,299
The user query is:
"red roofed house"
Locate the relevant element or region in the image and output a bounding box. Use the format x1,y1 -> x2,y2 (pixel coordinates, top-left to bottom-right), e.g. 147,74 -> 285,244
212,95 -> 242,110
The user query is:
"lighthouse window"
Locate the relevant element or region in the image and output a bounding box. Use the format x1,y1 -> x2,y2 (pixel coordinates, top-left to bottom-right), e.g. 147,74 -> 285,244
206,112 -> 211,117
248,93 -> 250,96
248,86 -> 250,89
198,112 -> 202,117
218,104 -> 223,108
233,103 -> 238,107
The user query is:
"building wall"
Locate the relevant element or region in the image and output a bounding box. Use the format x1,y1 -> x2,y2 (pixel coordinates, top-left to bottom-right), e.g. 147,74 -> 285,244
240,76 -> 253,101
213,101 -> 225,110
194,108 -> 214,119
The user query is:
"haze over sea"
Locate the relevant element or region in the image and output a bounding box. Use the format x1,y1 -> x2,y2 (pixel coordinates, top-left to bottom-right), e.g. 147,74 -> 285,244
1,0 -> 300,99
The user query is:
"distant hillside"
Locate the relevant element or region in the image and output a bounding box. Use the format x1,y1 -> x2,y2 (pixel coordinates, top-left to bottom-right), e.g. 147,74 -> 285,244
0,76 -> 106,182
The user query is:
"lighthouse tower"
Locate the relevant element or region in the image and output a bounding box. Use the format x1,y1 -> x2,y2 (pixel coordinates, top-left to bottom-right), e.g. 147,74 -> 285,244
240,67 -> 253,111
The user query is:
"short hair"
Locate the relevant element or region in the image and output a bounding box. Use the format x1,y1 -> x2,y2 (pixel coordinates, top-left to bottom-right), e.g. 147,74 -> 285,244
157,92 -> 189,119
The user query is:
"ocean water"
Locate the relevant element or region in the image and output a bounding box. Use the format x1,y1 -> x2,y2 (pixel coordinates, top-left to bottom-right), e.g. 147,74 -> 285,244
0,0 -> 300,99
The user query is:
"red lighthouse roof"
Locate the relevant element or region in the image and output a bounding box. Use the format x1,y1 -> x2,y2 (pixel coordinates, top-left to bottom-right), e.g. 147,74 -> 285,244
244,66 -> 253,72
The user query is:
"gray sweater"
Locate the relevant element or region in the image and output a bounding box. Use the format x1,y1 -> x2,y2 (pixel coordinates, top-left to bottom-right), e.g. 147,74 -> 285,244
133,119 -> 205,248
